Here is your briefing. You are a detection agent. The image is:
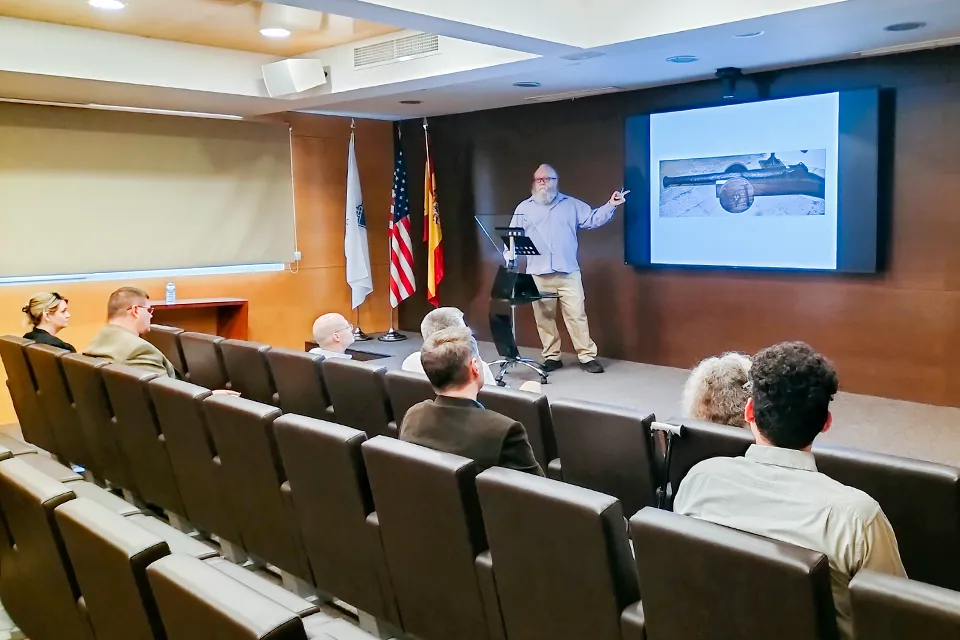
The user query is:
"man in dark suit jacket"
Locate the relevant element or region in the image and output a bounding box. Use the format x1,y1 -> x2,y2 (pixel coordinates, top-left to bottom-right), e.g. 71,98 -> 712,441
400,326 -> 544,476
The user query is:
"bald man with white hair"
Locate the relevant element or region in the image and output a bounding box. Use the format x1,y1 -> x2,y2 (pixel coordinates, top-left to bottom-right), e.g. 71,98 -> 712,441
402,307 -> 498,384
310,313 -> 355,359
507,163 -> 627,374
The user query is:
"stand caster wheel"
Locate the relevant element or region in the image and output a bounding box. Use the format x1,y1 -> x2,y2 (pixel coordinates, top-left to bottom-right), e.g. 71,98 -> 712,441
540,376 -> 548,385
496,379 -> 507,387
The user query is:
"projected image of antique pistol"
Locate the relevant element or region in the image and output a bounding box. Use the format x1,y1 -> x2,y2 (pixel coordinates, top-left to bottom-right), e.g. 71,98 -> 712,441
662,153 -> 826,213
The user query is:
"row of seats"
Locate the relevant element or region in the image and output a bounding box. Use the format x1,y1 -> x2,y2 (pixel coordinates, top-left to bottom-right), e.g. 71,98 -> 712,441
0,446 -> 351,639
3,330 -> 960,638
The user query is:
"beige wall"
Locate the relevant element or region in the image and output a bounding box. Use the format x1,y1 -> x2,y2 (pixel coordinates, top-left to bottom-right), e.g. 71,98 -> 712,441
0,112 -> 395,425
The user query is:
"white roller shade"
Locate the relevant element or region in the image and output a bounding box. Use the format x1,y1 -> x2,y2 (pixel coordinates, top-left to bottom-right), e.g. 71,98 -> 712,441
0,103 -> 296,277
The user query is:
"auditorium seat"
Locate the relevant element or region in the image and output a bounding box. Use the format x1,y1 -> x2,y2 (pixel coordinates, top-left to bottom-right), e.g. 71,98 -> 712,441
0,458 -> 95,640
273,414 -> 401,628
384,369 -> 435,432
478,385 -> 557,472
813,444 -> 960,591
0,335 -> 59,454
25,343 -> 93,471
146,555 -> 334,640
0,432 -> 36,457
143,324 -> 187,379
476,467 -> 640,640
324,358 -> 395,437
148,377 -> 244,553
849,570 -> 960,638
203,394 -> 313,583
61,353 -> 120,484
630,508 -> 838,640
179,331 -> 230,390
550,399 -> 658,516
665,416 -> 753,503
18,452 -> 83,483
101,364 -> 187,523
220,338 -> 278,405
265,348 -> 335,420
55,497 -> 169,640
361,436 -> 499,640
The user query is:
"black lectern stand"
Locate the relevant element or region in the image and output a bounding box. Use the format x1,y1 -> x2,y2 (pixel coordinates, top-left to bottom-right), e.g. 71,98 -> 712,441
488,227 -> 558,386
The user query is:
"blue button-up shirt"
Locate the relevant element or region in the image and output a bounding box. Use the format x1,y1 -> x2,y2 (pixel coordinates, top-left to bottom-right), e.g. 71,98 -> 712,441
509,193 -> 616,275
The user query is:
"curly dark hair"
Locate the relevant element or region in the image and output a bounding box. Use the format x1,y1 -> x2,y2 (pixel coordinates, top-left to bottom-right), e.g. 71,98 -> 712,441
749,341 -> 838,449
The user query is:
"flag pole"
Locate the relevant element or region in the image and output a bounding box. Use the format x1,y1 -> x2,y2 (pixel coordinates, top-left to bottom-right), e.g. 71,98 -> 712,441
348,118 -> 372,342
380,121 -> 407,342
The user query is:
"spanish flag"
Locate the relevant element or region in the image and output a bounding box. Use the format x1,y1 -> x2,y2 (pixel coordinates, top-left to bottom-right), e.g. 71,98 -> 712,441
423,119 -> 444,307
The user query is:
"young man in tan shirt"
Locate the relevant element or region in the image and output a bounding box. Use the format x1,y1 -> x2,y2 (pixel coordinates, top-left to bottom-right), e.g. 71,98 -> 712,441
674,341 -> 905,639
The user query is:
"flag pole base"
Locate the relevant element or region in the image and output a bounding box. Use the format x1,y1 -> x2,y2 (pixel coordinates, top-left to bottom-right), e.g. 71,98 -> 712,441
353,327 -> 372,341
378,328 -> 408,342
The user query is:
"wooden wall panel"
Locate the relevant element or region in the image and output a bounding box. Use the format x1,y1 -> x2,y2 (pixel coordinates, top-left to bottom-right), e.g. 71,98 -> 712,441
0,112 -> 394,425
398,46 -> 960,408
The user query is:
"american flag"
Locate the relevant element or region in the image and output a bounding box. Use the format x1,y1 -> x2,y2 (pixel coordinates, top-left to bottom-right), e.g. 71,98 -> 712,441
389,129 -> 415,307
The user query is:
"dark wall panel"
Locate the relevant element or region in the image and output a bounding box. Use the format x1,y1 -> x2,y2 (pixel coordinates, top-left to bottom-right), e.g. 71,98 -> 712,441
399,47 -> 960,407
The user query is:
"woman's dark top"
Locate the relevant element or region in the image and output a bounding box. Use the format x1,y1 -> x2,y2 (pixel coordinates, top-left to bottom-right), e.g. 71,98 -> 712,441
23,328 -> 76,353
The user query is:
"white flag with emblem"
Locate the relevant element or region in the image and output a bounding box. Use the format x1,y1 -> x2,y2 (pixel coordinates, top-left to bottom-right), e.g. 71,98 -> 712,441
345,131 -> 373,309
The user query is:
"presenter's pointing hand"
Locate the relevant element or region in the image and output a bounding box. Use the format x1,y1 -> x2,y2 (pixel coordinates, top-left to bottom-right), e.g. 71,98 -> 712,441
609,190 -> 630,207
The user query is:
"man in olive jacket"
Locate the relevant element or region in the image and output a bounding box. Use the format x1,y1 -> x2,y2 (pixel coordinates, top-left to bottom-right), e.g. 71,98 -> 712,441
400,326 -> 543,476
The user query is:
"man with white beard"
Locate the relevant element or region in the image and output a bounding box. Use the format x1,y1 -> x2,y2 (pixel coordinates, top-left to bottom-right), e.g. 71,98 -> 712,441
505,164 -> 628,374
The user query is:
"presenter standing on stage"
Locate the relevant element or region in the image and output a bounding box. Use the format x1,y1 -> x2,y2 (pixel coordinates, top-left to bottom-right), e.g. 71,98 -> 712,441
506,164 -> 628,374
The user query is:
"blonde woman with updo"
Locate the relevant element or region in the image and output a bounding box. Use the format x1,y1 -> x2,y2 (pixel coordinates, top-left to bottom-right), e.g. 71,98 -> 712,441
22,292 -> 75,353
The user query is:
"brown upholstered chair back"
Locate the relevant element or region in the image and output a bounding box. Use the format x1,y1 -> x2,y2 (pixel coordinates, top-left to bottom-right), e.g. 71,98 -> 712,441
478,385 -> 557,470
0,458 -> 94,640
814,444 -> 960,591
265,348 -> 333,420
384,369 -> 435,433
178,332 -> 229,390
101,364 -> 186,517
220,339 -> 277,405
324,358 -> 394,437
630,508 -> 838,640
203,394 -> 312,581
849,570 -> 960,638
143,325 -> 186,378
476,467 -> 639,640
550,398 -> 658,516
60,354 -> 118,482
361,436 -> 491,640
25,343 -> 92,469
146,554 -> 310,640
148,376 -> 241,544
666,416 -> 754,502
273,414 -> 398,625
0,335 -> 58,454
54,497 -> 169,640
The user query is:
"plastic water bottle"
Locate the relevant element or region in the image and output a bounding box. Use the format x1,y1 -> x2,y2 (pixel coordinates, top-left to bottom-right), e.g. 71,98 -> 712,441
165,282 -> 176,304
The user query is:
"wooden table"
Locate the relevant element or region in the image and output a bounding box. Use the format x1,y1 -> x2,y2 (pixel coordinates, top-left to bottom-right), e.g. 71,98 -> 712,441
151,298 -> 249,340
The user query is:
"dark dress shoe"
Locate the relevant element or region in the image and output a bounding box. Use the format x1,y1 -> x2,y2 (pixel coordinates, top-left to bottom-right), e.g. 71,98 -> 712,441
541,359 -> 563,372
580,360 -> 604,374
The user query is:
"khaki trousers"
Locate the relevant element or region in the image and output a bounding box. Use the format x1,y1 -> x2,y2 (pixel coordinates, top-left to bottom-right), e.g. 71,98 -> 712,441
531,271 -> 598,363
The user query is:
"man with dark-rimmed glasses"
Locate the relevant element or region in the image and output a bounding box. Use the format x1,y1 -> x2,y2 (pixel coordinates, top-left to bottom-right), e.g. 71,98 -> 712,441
84,286 -> 176,377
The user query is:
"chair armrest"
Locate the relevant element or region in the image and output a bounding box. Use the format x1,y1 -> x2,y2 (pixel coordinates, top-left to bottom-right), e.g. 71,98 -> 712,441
547,458 -> 563,481
475,550 -> 506,640
364,512 -> 403,628
621,602 -> 646,640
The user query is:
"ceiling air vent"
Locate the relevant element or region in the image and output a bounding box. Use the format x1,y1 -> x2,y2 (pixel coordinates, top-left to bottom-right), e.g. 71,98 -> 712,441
524,87 -> 624,103
354,33 -> 440,68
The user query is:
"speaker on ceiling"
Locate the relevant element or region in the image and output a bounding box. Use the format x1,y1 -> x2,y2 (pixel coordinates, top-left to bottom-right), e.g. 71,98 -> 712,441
262,58 -> 328,98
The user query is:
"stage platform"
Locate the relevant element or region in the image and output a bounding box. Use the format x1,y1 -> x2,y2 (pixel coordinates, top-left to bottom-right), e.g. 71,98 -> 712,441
343,331 -> 960,469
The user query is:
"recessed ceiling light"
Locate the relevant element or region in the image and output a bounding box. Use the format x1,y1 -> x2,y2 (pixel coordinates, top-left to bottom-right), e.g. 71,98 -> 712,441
733,30 -> 765,38
260,27 -> 292,38
513,81 -> 541,88
884,22 -> 926,32
399,100 -> 422,105
666,55 -> 699,64
88,0 -> 126,10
